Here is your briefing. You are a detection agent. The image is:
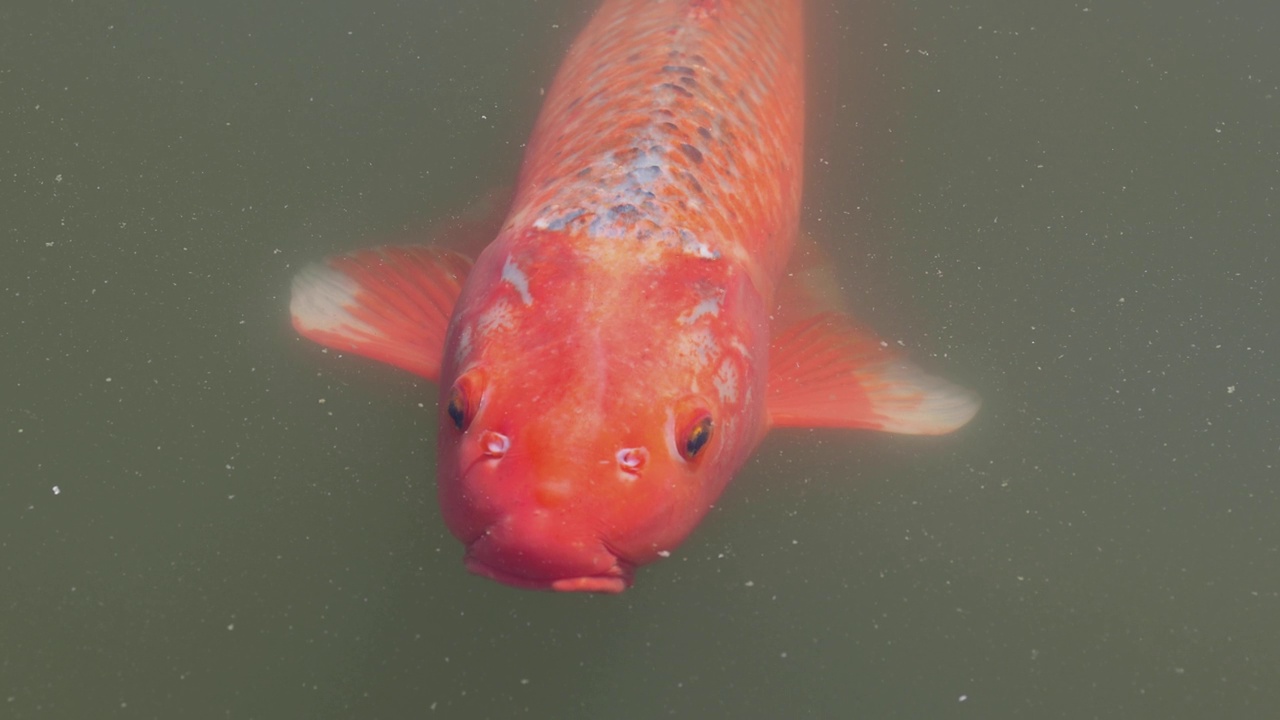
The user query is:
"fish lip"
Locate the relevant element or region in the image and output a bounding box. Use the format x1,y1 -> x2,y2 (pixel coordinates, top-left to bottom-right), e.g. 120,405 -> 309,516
463,552 -> 634,594
460,513 -> 638,593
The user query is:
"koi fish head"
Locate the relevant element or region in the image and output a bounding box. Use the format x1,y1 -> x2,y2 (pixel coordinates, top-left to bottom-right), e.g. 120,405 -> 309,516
435,234 -> 767,593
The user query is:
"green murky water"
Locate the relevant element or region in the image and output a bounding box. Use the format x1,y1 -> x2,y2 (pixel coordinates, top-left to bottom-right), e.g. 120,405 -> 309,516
4,1 -> 1276,717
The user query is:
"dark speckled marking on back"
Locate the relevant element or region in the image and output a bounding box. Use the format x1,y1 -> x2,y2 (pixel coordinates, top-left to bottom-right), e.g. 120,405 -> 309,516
510,0 -> 804,278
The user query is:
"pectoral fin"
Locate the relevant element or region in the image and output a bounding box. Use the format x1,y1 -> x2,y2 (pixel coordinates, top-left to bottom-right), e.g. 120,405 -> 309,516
289,245 -> 472,382
766,312 -> 980,435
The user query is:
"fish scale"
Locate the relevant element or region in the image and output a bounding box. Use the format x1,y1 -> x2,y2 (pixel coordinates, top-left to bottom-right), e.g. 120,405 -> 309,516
510,0 -> 804,282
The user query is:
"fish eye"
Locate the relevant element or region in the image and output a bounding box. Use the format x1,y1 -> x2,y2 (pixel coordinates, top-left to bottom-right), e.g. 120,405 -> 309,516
445,370 -> 485,432
680,413 -> 714,461
446,388 -> 468,430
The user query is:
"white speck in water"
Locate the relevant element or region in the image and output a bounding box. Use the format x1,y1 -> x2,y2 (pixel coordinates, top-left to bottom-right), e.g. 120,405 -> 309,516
657,550 -> 671,557
959,694 -> 968,702
1227,385 -> 1236,394
52,486 -> 61,495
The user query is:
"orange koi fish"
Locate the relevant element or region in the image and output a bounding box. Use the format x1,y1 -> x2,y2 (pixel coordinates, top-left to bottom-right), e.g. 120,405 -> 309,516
290,0 -> 978,593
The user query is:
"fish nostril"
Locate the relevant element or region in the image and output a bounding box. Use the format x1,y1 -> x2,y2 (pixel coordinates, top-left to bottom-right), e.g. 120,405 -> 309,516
616,447 -> 648,474
480,430 -> 510,458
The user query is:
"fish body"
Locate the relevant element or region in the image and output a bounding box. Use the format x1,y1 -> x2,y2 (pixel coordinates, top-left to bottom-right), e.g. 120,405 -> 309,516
290,0 -> 979,593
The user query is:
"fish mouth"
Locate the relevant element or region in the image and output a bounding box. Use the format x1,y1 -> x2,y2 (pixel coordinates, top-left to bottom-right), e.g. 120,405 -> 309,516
462,524 -> 634,594
464,556 -> 633,594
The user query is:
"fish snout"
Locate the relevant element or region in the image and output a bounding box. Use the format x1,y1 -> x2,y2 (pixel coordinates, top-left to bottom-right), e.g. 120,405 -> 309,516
463,512 -> 633,593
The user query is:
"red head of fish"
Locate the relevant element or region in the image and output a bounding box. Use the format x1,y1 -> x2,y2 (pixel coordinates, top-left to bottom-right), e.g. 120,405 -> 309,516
429,0 -> 806,592
436,228 -> 770,593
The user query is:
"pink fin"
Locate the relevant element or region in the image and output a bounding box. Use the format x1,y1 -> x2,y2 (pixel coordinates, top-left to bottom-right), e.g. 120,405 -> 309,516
289,246 -> 472,382
767,312 -> 980,435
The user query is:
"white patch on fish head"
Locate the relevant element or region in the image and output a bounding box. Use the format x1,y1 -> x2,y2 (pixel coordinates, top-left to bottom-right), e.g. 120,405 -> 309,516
678,327 -> 719,370
712,358 -> 739,404
501,255 -> 533,305
475,299 -> 516,337
455,325 -> 474,367
677,291 -> 723,325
